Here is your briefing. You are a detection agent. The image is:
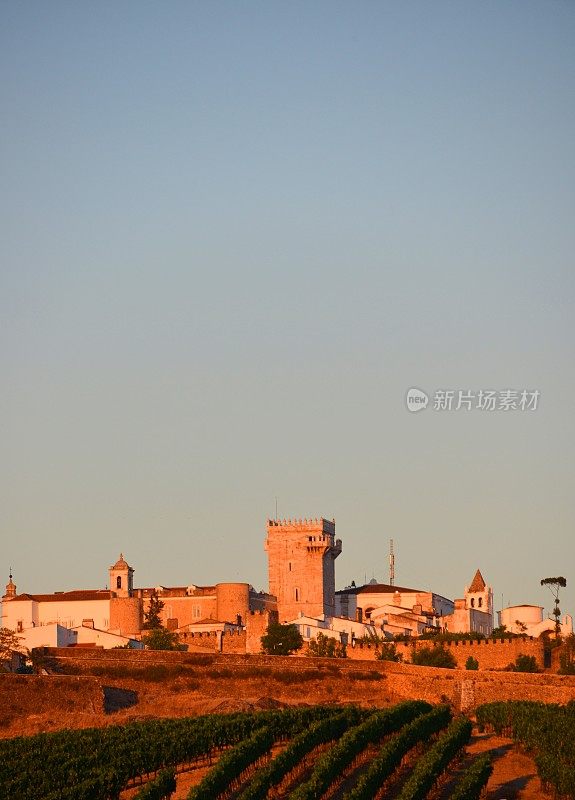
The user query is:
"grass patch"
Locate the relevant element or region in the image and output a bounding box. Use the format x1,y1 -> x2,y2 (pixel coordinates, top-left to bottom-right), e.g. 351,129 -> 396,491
184,654 -> 215,665
273,671 -> 319,684
347,670 -> 383,681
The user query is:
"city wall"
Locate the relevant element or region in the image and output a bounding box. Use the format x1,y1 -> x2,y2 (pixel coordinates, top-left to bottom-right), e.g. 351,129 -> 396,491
348,636 -> 545,670
173,627 -> 545,669
176,611 -> 271,654
44,648 -> 575,711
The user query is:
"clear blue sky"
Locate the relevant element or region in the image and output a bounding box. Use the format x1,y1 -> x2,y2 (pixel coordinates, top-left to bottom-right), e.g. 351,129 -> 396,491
2,1 -> 574,622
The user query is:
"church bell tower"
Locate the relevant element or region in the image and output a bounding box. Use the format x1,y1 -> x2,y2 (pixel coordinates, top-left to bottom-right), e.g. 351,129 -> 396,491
109,554 -> 134,598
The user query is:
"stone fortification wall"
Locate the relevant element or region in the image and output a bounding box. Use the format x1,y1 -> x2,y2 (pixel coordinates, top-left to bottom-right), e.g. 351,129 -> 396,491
379,660 -> 575,712
177,628 -> 250,654
245,609 -> 273,654
348,636 -> 545,670
174,610 -> 272,654
45,648 -> 575,711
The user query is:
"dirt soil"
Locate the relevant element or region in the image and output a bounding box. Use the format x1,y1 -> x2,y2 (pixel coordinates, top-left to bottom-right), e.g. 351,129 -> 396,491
466,731 -> 552,800
429,731 -> 552,800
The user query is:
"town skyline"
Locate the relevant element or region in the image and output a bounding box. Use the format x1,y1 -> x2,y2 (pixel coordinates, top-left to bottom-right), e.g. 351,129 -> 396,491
4,517 -> 569,628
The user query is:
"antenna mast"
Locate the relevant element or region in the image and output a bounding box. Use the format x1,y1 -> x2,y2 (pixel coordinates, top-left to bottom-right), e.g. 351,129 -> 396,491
389,539 -> 395,586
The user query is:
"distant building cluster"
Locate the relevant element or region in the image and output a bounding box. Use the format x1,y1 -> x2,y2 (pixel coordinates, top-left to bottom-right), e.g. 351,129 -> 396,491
1,517 -> 572,655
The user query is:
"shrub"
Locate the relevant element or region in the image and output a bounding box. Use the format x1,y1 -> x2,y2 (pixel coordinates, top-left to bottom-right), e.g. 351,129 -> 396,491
506,654 -> 539,673
376,642 -> 402,662
142,628 -> 180,651
465,656 -> 479,671
261,623 -> 303,656
347,670 -> 382,681
184,654 -> 215,665
307,633 -> 346,659
273,670 -> 317,684
412,646 -> 457,669
142,665 -> 170,682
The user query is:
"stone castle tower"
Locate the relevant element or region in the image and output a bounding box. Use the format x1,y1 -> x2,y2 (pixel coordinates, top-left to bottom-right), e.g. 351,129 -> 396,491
465,568 -> 493,620
265,518 -> 342,622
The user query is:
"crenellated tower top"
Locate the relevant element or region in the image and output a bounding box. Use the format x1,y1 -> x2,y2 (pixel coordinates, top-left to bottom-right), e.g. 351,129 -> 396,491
267,517 -> 335,530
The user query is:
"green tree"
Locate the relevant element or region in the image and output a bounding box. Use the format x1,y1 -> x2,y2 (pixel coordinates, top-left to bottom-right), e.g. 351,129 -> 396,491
307,632 -> 346,658
142,628 -> 180,651
261,623 -> 303,655
143,589 -> 165,630
412,645 -> 457,669
490,625 -> 509,638
465,655 -> 479,671
376,642 -> 403,662
0,628 -> 24,670
541,576 -> 567,640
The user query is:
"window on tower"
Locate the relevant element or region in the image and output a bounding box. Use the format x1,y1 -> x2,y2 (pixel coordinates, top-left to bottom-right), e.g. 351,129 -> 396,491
117,576 -> 122,589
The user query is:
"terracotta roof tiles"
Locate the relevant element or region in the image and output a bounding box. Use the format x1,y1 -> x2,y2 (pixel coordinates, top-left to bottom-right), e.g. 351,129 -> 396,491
12,590 -> 112,603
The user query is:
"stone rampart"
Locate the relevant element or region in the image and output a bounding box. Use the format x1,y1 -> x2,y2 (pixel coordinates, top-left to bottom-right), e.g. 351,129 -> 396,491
378,660 -> 575,711
349,636 -> 545,670
397,636 -> 545,670
44,648 -> 575,711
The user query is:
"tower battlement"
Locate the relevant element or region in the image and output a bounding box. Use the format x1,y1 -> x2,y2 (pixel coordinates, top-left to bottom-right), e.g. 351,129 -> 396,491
267,518 -> 335,534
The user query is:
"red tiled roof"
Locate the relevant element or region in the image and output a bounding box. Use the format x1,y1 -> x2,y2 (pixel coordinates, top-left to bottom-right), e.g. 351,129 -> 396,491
11,590 -> 112,603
